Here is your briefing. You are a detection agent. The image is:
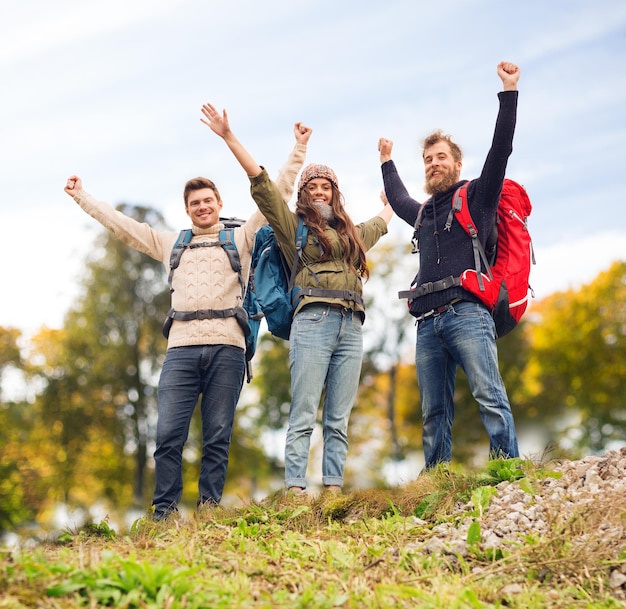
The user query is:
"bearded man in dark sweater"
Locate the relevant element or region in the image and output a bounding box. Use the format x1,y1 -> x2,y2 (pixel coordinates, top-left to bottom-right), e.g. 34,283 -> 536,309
378,61 -> 521,469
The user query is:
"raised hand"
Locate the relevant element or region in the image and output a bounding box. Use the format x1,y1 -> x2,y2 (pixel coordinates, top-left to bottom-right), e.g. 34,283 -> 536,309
200,103 -> 262,177
294,122 -> 313,145
378,137 -> 394,163
497,62 -> 520,91
64,175 -> 83,196
200,103 -> 231,139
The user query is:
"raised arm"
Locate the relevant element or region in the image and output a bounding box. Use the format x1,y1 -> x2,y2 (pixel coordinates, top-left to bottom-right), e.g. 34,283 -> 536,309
474,61 -> 520,203
378,137 -> 421,226
274,122 -> 312,203
294,121 -> 312,146
63,175 -> 167,261
201,103 -> 262,177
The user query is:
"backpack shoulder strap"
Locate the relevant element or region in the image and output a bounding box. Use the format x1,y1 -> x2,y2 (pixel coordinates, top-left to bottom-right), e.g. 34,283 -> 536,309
445,183 -> 476,235
287,216 -> 308,289
219,228 -> 245,295
447,182 -> 492,290
218,228 -> 241,272
410,201 -> 428,254
167,229 -> 194,289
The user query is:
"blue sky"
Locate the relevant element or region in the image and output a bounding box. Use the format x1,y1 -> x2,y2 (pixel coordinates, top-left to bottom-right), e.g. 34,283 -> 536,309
1,0 -> 625,336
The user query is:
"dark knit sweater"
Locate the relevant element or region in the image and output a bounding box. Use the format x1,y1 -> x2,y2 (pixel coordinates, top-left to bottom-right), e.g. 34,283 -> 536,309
382,91 -> 518,314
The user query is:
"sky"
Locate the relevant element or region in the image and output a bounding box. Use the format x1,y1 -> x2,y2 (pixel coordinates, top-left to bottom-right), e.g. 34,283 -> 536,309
1,0 -> 625,339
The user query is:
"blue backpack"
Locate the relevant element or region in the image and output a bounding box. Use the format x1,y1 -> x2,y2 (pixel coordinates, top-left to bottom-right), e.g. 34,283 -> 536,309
250,216 -> 308,340
163,218 -> 262,382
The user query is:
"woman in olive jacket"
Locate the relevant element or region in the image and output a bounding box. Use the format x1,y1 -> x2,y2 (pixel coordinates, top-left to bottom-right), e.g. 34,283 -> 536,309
203,103 -> 393,494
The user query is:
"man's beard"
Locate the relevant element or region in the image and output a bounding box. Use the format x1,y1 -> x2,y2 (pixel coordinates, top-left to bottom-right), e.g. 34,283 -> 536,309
424,167 -> 460,196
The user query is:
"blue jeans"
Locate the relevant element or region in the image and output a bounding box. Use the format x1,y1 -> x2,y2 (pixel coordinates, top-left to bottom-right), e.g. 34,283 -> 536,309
286,304 -> 363,489
415,300 -> 519,468
152,344 -> 245,517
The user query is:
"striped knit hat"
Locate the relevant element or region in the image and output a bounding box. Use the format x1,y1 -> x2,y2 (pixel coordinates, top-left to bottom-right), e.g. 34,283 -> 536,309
297,164 -> 339,195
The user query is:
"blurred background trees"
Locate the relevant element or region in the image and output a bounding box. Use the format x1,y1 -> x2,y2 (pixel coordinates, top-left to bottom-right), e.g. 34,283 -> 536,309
1,205 -> 624,536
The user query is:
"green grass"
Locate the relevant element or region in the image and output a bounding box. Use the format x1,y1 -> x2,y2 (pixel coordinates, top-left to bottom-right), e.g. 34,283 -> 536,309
1,459 -> 625,608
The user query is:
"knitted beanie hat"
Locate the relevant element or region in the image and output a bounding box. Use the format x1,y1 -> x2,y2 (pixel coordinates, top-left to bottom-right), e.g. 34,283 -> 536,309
297,164 -> 339,194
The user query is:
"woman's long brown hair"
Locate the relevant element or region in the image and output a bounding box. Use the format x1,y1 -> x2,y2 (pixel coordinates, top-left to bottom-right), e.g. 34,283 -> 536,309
295,185 -> 369,280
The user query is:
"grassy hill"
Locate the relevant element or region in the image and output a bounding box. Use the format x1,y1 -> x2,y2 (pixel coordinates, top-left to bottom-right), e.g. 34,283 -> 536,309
2,452 -> 625,608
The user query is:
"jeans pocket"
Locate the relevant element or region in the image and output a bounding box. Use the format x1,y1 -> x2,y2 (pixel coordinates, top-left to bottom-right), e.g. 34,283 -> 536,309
295,306 -> 326,324
452,301 -> 485,319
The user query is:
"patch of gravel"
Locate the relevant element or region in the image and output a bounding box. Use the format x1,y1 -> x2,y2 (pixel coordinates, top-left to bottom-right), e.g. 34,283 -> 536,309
409,447 -> 626,595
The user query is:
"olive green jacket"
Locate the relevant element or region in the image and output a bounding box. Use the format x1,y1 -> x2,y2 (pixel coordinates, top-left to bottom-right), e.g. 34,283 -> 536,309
250,168 -> 388,317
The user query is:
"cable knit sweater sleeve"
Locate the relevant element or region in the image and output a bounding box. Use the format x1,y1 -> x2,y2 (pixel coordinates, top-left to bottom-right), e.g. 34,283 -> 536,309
275,143 -> 307,204
71,190 -> 177,266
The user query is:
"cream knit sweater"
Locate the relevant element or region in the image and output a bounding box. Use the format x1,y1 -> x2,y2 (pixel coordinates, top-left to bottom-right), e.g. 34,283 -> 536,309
72,143 -> 307,351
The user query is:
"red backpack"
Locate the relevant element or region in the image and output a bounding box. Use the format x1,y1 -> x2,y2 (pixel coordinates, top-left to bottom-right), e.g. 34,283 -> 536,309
455,179 -> 535,337
402,179 -> 535,337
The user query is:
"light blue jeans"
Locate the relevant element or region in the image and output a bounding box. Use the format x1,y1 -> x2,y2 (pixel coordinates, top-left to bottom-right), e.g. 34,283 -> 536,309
285,304 -> 363,489
415,300 -> 519,468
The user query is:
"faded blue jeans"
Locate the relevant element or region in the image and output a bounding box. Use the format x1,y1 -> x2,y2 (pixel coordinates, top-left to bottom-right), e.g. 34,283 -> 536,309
286,304 -> 363,489
152,344 -> 245,518
415,300 -> 519,468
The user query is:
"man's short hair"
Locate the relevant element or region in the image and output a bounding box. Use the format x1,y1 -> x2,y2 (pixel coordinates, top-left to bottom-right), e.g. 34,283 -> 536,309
421,130 -> 463,163
183,177 -> 221,207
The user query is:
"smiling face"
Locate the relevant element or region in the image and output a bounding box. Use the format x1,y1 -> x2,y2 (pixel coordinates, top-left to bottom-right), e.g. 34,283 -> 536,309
185,187 -> 223,228
304,177 -> 333,205
423,141 -> 462,196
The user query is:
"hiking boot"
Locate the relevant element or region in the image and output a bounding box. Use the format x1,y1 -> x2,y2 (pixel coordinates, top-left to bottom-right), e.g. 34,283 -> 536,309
324,485 -> 342,494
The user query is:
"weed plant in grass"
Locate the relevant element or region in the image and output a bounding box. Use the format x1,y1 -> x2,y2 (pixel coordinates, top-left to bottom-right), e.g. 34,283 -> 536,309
1,453 -> 625,608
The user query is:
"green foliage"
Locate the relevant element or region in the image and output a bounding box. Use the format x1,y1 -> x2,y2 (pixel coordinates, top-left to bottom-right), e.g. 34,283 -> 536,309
414,492 -> 442,520
47,555 -> 200,606
0,326 -> 44,532
0,326 -> 21,373
466,519 -> 482,547
0,402 -> 39,532
524,261 -> 626,452
57,519 -> 117,545
469,486 -> 497,518
0,461 -> 33,532
250,334 -> 292,430
25,205 -> 171,510
484,457 -> 527,483
3,462 -> 625,608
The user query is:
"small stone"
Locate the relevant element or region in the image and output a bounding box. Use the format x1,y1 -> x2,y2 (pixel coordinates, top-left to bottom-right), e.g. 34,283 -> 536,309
501,583 -> 523,595
609,570 -> 626,589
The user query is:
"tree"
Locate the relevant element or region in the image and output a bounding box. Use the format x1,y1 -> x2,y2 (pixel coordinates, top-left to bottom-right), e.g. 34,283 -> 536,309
31,204 -> 170,509
523,261 -> 626,454
0,327 -> 21,375
0,326 -> 35,532
360,240 -> 418,463
249,333 -> 292,432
